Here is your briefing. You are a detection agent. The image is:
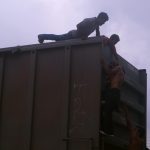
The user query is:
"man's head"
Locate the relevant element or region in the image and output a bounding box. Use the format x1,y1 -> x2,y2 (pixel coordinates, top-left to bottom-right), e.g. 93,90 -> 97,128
110,34 -> 120,45
97,12 -> 109,26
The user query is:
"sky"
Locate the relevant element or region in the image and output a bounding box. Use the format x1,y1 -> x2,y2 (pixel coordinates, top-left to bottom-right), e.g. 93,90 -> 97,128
0,0 -> 150,148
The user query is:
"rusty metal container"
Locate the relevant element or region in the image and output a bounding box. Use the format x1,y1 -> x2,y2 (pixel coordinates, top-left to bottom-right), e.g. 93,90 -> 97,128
0,37 -> 147,150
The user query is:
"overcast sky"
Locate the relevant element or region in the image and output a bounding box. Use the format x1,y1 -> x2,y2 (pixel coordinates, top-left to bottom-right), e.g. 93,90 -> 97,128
0,0 -> 150,148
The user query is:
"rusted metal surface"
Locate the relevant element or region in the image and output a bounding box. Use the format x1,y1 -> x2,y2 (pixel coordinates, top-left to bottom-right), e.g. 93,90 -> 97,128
0,53 -> 33,150
68,44 -> 101,150
101,56 -> 147,150
30,48 -> 67,150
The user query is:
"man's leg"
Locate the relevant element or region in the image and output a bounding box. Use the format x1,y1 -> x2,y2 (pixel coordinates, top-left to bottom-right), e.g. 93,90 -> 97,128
103,97 -> 114,135
38,34 -> 62,43
38,33 -> 73,43
55,33 -> 71,41
103,88 -> 120,135
111,88 -> 120,111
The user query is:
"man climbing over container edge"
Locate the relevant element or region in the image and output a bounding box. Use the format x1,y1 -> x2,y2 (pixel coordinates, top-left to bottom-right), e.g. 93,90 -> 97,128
100,34 -> 120,106
100,59 -> 125,136
38,12 -> 109,43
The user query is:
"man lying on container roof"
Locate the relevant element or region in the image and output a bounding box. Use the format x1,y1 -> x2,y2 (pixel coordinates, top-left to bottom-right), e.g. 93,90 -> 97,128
38,12 -> 109,43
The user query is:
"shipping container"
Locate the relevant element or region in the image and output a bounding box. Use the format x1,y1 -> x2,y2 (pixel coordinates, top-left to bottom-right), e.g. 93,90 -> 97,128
0,37 -> 147,150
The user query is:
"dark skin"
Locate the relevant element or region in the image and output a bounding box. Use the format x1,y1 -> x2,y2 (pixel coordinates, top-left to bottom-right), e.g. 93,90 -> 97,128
96,26 -> 100,37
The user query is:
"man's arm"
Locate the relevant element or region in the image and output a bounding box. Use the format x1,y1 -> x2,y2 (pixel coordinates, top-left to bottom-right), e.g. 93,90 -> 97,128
112,46 -> 119,61
96,26 -> 100,36
109,42 -> 119,62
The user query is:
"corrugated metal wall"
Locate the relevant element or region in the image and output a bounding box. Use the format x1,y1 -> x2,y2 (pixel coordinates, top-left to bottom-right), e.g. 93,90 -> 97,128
0,41 -> 101,150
